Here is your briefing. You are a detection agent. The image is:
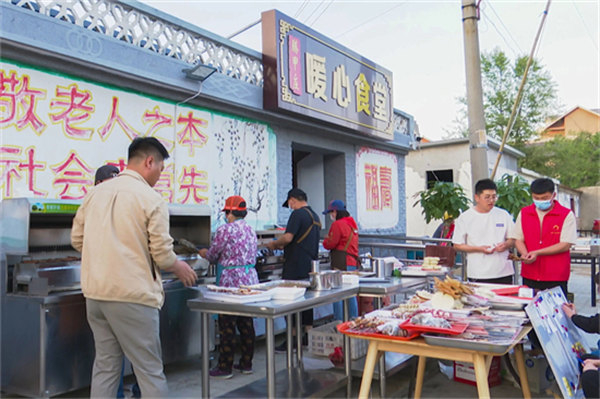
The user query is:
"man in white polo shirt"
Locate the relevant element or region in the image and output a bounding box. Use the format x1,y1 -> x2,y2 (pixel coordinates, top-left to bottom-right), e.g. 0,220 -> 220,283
452,178 -> 515,284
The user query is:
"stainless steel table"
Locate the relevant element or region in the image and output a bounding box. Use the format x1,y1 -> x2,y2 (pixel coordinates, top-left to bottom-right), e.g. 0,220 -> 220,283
188,285 -> 359,398
358,277 -> 428,397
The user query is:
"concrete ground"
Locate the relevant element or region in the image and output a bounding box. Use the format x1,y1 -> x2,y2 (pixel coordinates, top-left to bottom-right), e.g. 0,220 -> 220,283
53,262 -> 598,398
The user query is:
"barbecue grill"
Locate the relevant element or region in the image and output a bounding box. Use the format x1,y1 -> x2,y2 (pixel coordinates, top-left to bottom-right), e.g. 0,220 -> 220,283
0,198 -> 212,397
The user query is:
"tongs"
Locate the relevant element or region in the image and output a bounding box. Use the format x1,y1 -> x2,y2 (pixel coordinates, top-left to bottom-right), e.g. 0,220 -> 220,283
173,238 -> 200,254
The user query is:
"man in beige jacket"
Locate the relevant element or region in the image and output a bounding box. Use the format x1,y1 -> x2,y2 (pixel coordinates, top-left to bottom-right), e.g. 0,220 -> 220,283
72,137 -> 197,398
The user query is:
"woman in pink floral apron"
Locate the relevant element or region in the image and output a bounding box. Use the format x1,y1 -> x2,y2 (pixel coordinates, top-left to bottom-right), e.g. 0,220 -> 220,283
199,196 -> 259,379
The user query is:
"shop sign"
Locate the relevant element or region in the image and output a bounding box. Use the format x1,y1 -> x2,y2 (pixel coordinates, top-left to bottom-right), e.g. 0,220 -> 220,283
356,147 -> 399,229
262,10 -> 394,140
0,60 -> 277,231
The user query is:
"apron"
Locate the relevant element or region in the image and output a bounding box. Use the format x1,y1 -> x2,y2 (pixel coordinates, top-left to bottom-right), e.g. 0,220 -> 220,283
216,263 -> 258,287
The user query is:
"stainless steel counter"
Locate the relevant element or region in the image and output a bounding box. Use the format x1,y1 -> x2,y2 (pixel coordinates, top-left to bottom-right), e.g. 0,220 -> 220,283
188,285 -> 359,399
358,277 -> 428,297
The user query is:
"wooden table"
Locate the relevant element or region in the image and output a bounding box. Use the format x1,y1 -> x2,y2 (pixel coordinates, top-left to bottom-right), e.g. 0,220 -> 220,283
352,326 -> 532,399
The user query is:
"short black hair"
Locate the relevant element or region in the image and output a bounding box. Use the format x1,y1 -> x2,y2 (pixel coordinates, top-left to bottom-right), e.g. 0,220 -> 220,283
231,210 -> 247,218
475,179 -> 497,195
128,137 -> 169,162
335,210 -> 351,220
530,178 -> 554,195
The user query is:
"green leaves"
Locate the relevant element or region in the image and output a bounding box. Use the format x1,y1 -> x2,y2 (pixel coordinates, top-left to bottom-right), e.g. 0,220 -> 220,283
413,182 -> 470,224
448,48 -> 560,147
495,174 -> 531,219
520,132 -> 600,188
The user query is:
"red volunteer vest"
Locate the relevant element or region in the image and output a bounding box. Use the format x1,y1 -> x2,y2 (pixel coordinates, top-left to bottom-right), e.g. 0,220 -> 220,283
521,201 -> 571,281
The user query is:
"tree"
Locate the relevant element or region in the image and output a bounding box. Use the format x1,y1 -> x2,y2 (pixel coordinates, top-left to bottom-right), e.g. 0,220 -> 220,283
520,133 -> 600,188
448,49 -> 561,148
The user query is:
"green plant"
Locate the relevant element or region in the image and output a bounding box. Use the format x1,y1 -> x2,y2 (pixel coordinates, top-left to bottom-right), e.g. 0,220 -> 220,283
495,174 -> 531,219
413,182 -> 470,225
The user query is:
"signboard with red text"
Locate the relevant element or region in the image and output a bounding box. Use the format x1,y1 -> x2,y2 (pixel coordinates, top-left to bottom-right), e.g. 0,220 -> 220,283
0,60 -> 277,230
262,10 -> 394,140
356,147 -> 399,229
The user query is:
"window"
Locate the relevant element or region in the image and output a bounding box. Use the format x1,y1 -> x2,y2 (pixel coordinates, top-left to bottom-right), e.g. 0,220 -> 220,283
426,169 -> 453,189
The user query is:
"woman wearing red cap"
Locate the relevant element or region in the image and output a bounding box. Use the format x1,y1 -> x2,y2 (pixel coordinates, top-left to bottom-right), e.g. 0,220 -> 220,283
199,196 -> 259,379
322,200 -> 359,320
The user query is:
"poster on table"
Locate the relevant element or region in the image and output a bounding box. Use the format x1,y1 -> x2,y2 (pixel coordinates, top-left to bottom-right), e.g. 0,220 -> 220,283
525,287 -> 590,398
0,60 -> 277,231
355,147 -> 399,230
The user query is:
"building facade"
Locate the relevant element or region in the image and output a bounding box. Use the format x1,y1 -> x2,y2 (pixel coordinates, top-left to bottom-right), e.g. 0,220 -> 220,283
0,0 -> 416,236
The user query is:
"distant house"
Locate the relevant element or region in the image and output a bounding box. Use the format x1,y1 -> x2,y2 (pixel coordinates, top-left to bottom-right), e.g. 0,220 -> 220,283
538,106 -> 600,142
405,137 -> 583,236
406,137 -> 525,236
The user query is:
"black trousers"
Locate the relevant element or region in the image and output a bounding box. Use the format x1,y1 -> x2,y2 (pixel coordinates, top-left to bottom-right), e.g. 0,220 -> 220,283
469,275 -> 514,285
217,315 -> 255,371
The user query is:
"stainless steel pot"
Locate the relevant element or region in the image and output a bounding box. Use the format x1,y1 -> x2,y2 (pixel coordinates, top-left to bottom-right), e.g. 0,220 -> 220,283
309,270 -> 342,290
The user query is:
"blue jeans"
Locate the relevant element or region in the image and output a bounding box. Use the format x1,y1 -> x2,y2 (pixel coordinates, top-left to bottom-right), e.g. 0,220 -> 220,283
333,266 -> 358,321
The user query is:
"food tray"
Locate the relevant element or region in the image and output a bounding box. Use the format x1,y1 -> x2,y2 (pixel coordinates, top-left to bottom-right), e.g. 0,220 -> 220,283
270,286 -> 306,301
401,266 -> 449,277
488,297 -> 529,310
422,330 -> 521,354
337,321 -> 421,342
400,320 -> 468,335
199,288 -> 273,304
240,280 -> 311,290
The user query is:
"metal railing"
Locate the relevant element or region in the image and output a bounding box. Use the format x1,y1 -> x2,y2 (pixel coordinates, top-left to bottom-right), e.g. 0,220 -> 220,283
4,0 -> 264,85
357,234 -> 466,279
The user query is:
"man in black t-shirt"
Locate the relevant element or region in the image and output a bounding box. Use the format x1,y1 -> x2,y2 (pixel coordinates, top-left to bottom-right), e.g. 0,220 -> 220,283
267,188 -> 321,350
267,188 -> 321,278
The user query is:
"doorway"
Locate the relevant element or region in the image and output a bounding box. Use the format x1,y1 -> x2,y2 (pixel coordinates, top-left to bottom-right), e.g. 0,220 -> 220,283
292,145 -> 346,233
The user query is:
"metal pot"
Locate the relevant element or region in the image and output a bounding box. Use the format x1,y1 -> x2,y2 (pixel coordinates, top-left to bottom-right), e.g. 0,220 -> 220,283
309,270 -> 342,290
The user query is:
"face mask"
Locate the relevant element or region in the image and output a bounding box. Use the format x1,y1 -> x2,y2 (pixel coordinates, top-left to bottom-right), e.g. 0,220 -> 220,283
533,199 -> 553,211
329,214 -> 335,222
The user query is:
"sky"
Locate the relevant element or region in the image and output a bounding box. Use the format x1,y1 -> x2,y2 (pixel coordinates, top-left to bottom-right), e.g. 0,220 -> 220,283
141,0 -> 600,141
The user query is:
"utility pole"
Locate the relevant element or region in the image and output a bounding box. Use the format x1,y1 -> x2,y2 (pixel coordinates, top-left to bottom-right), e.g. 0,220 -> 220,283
461,0 -> 489,187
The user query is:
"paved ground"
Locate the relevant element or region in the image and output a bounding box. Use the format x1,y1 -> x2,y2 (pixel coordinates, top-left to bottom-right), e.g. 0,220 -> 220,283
49,263 -> 600,398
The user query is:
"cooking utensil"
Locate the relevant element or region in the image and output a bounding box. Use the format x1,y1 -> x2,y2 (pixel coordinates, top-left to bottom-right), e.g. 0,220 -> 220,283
173,238 -> 200,254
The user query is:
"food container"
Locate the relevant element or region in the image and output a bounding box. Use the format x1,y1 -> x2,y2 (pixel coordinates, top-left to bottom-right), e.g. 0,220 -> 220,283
373,258 -> 393,278
309,270 -> 342,290
311,260 -> 321,273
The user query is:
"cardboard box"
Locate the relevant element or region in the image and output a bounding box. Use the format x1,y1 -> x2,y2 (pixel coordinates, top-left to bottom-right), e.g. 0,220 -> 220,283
454,356 -> 502,387
523,354 -> 554,394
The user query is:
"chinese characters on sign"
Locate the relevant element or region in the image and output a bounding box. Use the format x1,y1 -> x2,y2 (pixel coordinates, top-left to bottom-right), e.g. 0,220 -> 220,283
262,10 -> 394,140
356,147 -> 399,230
1,61 -> 277,231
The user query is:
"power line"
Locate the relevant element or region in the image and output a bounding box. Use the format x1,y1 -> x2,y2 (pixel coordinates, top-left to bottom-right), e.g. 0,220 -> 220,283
571,1 -> 599,52
486,1 -> 524,54
480,10 -> 519,57
303,0 -> 328,25
308,0 -> 335,27
294,0 -> 310,19
334,2 -> 406,39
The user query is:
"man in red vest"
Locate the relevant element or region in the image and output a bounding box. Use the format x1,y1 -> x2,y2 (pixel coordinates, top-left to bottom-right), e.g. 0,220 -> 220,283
510,178 -> 578,296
